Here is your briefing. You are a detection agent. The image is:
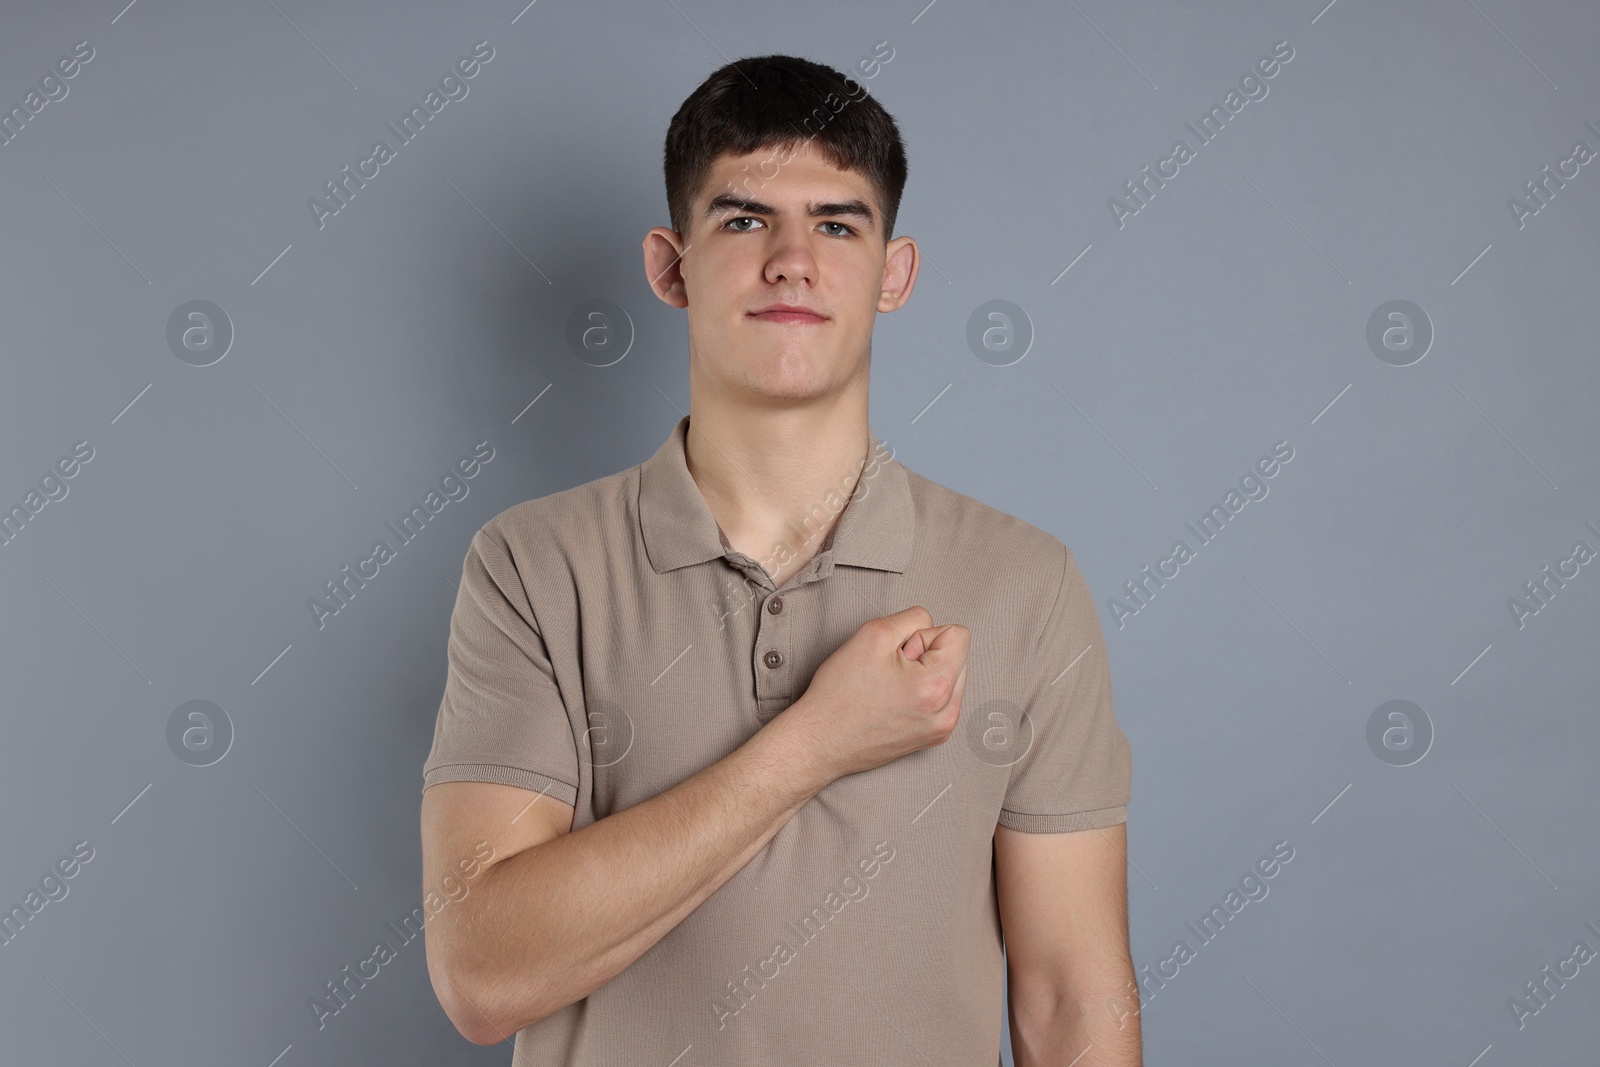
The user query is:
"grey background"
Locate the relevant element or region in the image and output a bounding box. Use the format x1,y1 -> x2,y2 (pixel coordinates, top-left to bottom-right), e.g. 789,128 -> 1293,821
2,0 -> 1596,1063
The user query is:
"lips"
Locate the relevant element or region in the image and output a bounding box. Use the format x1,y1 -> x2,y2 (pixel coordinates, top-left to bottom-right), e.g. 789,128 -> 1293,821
750,304 -> 827,324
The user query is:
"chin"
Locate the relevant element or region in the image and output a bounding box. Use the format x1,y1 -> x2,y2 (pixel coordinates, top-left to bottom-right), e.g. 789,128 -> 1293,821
738,369 -> 837,404
747,380 -> 833,404
741,346 -> 825,380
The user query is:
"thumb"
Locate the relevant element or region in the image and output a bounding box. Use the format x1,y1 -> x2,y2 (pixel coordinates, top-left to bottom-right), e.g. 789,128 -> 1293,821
915,623 -> 968,674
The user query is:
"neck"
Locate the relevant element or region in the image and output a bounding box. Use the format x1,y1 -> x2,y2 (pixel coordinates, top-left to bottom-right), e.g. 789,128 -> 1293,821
683,398 -> 871,584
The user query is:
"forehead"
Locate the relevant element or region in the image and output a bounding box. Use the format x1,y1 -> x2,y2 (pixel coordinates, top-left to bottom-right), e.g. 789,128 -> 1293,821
700,140 -> 876,204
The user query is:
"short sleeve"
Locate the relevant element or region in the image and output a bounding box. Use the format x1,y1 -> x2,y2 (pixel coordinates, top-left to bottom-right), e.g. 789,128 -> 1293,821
998,542 -> 1131,833
421,524 -> 581,806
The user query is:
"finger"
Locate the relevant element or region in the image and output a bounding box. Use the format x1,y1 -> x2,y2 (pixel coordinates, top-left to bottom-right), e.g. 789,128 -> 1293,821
878,607 -> 935,660
912,627 -> 966,688
947,661 -> 968,712
920,622 -> 966,657
883,605 -> 935,638
903,623 -> 956,662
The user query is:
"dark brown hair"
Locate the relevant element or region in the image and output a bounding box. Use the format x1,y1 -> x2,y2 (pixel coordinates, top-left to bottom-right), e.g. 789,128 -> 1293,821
663,54 -> 909,243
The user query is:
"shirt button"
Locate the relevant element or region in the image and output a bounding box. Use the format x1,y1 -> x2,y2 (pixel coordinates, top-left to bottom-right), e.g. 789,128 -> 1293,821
763,649 -> 784,669
768,596 -> 784,615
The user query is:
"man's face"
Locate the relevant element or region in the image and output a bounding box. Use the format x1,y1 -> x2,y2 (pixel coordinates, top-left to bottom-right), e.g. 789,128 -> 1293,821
644,139 -> 918,409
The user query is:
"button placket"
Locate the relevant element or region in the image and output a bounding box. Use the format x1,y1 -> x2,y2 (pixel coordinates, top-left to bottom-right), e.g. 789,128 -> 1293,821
754,587 -> 793,706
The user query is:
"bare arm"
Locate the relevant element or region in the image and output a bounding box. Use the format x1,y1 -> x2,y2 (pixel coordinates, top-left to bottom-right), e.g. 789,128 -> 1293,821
995,822 -> 1141,1066
422,710 -> 831,1043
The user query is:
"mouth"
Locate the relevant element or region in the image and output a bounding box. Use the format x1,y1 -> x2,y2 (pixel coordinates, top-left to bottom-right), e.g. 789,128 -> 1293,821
749,305 -> 828,325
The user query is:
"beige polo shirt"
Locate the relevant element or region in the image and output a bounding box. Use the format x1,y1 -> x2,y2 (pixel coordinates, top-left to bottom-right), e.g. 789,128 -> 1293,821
423,414 -> 1131,1065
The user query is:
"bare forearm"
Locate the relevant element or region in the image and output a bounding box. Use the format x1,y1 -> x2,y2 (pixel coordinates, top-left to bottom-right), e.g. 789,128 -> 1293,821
456,713 -> 829,1037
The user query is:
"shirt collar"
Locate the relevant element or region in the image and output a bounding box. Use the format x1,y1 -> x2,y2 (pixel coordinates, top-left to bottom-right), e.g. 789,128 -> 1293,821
638,415 -> 913,576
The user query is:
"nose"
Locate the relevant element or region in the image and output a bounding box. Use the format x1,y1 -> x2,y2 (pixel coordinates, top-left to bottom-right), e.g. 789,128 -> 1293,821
763,223 -> 818,287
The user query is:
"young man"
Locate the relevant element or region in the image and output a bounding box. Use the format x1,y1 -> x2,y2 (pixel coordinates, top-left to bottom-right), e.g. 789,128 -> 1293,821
420,55 -> 1138,1065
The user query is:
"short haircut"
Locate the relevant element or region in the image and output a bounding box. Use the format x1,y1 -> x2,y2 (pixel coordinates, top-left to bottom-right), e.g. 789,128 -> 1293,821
662,54 -> 909,243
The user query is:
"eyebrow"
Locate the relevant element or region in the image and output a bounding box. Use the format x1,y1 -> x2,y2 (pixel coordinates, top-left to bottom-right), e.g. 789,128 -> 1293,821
703,193 -> 876,230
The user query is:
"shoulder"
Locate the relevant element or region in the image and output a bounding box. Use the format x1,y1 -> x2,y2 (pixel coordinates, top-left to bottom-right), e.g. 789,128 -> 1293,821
464,464 -> 639,591
900,464 -> 1072,583
896,463 -> 1101,672
895,462 -> 1088,646
483,461 -> 633,537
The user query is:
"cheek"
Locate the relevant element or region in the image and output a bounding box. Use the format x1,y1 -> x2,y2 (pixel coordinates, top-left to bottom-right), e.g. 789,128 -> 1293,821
682,276 -> 735,331
835,286 -> 881,340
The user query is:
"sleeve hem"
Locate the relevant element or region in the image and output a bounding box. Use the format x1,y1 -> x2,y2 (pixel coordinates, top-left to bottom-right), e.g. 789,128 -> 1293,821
997,803 -> 1126,833
422,763 -> 579,807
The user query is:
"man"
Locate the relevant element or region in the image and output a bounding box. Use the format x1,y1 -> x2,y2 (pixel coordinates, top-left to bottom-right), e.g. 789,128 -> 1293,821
420,54 -> 1138,1065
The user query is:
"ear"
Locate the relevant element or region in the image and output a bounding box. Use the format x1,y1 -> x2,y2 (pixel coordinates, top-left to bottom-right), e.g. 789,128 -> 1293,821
877,234 -> 919,313
643,227 -> 690,309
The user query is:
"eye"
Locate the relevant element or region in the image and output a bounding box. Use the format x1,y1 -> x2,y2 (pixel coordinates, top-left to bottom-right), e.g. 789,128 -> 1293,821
723,216 -> 764,232
820,221 -> 856,237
